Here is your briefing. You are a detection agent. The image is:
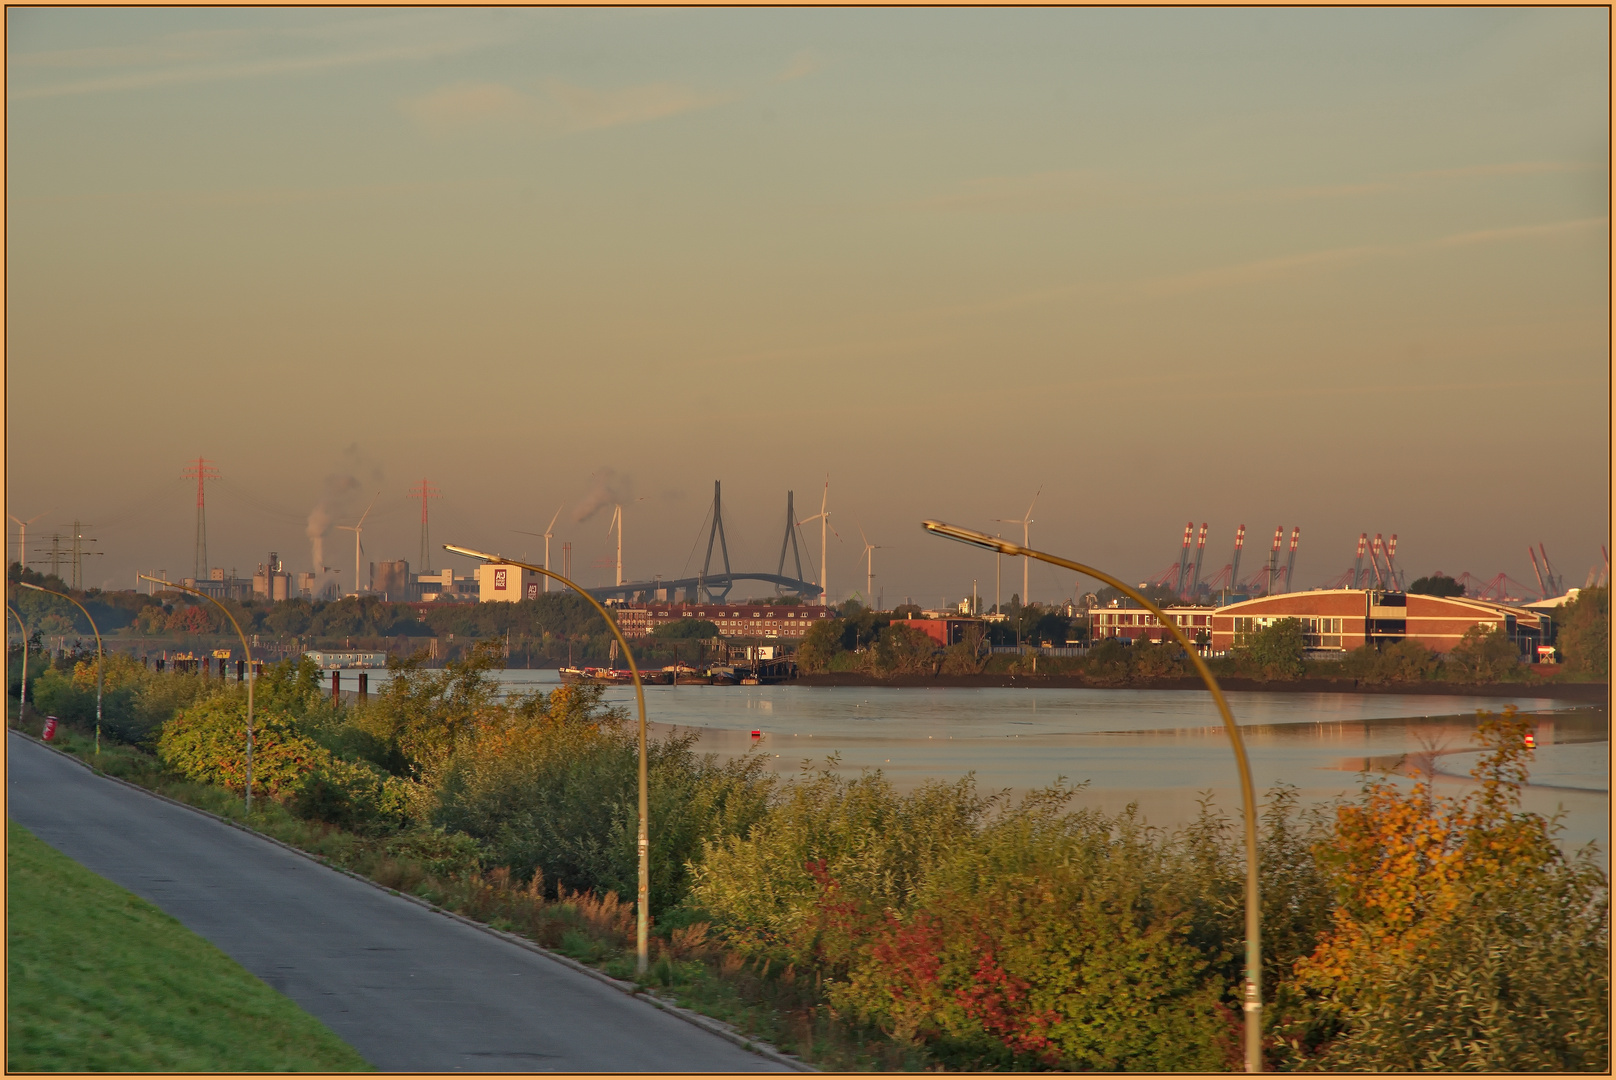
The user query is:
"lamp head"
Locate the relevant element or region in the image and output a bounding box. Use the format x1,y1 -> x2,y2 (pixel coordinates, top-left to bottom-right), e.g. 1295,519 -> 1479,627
922,521 -> 1021,555
443,543 -> 510,564
15,581 -> 42,593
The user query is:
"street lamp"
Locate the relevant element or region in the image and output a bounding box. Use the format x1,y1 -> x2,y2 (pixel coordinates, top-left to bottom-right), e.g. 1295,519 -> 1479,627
443,543 -> 653,978
139,576 -> 257,814
922,520 -> 1264,1073
8,606 -> 29,723
16,582 -> 103,754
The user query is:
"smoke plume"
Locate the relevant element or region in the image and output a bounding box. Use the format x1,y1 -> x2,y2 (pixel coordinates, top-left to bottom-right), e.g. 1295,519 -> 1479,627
572,467 -> 632,523
307,443 -> 386,588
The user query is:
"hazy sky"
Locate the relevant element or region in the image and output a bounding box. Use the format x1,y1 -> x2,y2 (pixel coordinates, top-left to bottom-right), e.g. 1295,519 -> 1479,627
6,8 -> 1610,605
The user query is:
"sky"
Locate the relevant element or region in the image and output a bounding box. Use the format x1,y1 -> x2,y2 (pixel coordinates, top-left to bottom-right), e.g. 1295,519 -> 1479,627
5,7 -> 1610,606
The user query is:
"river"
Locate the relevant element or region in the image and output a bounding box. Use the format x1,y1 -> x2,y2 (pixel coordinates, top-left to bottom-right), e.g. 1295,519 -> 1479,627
357,669 -> 1609,861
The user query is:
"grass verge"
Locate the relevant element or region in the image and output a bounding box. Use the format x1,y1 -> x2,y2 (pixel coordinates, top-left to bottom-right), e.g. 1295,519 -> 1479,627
6,818 -> 373,1072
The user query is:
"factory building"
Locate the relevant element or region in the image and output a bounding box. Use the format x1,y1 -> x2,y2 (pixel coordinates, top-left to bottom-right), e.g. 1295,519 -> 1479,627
613,603 -> 835,639
253,554 -> 292,602
476,563 -> 534,603
371,560 -> 411,601
1208,590 -> 1547,657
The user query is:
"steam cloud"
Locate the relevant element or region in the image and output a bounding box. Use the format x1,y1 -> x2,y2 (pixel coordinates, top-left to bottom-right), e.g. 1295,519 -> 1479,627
572,467 -> 632,523
307,443 -> 385,590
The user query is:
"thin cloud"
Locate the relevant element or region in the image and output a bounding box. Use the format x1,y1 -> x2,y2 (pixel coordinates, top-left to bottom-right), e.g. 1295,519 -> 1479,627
1142,216 -> 1607,298
776,49 -> 822,83
402,77 -> 730,136
915,169 -> 1133,214
543,77 -> 730,132
12,40 -> 477,100
402,82 -> 533,133
1410,160 -> 1603,181
9,16 -> 496,100
920,215 -> 1608,319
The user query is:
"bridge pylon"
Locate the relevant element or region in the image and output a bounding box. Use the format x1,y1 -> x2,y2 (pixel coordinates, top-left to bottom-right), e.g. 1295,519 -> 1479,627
701,481 -> 733,602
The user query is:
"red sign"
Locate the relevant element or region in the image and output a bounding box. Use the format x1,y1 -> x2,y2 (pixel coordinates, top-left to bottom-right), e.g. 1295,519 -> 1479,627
42,716 -> 57,741
526,582 -> 539,600
493,567 -> 508,591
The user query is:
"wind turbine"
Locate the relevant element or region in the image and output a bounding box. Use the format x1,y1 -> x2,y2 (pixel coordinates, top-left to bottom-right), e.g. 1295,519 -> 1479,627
7,510 -> 48,571
514,503 -> 565,592
608,505 -> 623,586
992,487 -> 1040,609
796,476 -> 839,607
336,493 -> 379,595
605,498 -> 644,587
857,523 -> 886,610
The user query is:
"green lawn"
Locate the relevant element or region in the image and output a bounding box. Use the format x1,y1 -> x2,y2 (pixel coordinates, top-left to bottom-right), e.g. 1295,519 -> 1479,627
7,820 -> 372,1072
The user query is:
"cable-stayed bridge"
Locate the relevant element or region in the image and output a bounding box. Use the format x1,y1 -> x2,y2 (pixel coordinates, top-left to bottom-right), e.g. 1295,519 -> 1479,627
585,482 -> 822,603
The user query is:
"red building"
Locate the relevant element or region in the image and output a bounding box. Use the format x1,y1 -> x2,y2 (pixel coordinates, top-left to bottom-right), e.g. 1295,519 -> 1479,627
613,603 -> 835,640
894,617 -> 985,647
1089,606 -> 1214,643
1209,590 -> 1545,656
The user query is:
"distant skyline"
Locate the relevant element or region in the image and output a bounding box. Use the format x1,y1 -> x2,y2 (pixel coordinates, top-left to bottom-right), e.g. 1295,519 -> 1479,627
6,8 -> 1610,605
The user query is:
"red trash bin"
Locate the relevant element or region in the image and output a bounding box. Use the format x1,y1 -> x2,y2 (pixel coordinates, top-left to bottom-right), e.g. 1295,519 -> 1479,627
42,716 -> 58,741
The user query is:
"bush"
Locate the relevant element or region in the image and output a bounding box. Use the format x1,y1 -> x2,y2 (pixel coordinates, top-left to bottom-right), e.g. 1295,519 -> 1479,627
1289,707 -> 1608,1070
1131,640 -> 1187,680
381,825 -> 487,880
1338,639 -> 1441,685
829,797 -> 1235,1070
1233,619 -> 1306,680
871,624 -> 937,676
1081,638 -> 1133,684
1446,625 -> 1524,683
158,694 -> 407,828
691,768 -> 996,969
1556,586 -> 1609,677
429,685 -> 772,912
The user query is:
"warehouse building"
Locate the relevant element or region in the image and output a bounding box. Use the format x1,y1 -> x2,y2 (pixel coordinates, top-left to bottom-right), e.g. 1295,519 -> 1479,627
1209,590 -> 1547,657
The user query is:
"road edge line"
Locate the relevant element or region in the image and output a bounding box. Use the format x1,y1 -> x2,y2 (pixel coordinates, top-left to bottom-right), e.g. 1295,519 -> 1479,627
7,729 -> 815,1073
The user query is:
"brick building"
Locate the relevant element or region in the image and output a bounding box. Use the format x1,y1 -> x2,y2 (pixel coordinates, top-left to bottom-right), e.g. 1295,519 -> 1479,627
613,603 -> 835,640
1089,606 -> 1215,643
1209,590 -> 1546,656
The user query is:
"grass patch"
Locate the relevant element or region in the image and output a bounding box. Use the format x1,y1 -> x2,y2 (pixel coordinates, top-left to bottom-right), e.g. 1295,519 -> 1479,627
6,820 -> 372,1072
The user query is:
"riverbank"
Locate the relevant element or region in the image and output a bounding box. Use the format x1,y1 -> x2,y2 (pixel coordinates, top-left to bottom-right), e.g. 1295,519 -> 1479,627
795,672 -> 1609,701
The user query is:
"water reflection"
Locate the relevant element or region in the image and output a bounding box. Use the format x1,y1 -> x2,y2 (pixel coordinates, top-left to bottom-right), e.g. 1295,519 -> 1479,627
361,669 -> 1608,861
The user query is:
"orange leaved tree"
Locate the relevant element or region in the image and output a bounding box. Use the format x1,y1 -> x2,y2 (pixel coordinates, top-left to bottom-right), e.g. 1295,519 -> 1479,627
1285,707 -> 1608,1070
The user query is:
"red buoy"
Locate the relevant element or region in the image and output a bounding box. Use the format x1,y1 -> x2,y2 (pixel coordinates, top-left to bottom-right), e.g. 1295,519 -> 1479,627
1524,732 -> 1536,749
751,730 -> 762,739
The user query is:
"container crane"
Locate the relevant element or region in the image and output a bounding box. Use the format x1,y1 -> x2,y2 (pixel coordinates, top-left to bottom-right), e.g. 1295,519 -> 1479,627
1282,527 -> 1300,594
1265,526 -> 1284,595
1227,524 -> 1246,600
1538,543 -> 1561,596
1528,547 -> 1548,599
1188,523 -> 1209,599
1352,533 -> 1367,589
1174,522 -> 1194,597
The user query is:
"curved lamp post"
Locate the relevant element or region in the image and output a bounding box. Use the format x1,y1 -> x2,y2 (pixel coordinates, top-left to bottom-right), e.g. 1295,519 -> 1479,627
16,582 -> 103,755
443,544 -> 652,978
922,520 -> 1264,1073
139,576 -> 256,814
9,606 -> 28,723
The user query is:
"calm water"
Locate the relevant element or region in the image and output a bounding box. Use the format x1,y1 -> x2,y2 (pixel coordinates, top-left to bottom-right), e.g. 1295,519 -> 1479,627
359,669 -> 1609,860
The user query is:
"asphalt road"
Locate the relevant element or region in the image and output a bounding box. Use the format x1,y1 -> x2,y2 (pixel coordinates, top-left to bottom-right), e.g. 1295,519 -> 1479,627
7,732 -> 789,1072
